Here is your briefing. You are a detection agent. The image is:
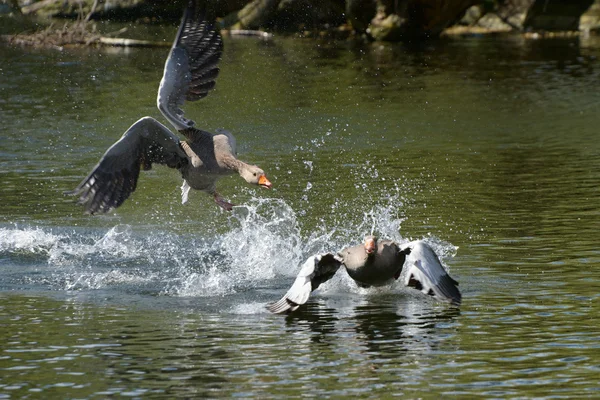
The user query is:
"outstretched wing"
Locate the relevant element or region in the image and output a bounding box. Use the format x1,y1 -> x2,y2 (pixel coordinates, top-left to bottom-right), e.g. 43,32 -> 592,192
267,253 -> 343,314
157,0 -> 223,131
68,117 -> 187,214
400,241 -> 461,306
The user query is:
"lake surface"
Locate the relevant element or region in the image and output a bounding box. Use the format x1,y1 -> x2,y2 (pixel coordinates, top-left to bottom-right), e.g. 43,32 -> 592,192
1,26 -> 600,398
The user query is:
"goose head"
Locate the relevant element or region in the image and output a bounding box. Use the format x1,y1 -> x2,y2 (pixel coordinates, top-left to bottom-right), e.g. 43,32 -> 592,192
240,165 -> 272,189
364,236 -> 378,256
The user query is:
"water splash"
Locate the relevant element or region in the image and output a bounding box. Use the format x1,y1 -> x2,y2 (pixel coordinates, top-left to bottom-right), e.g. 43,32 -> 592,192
0,226 -> 62,255
0,195 -> 457,299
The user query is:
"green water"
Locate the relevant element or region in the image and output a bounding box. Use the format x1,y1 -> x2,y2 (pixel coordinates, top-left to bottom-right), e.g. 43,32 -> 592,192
1,30 -> 600,398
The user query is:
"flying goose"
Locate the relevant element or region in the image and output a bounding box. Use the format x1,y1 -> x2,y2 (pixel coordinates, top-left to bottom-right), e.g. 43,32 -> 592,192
69,0 -> 271,214
268,236 -> 461,313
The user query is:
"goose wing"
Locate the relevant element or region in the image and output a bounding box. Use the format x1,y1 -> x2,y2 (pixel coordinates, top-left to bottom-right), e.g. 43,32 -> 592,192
267,253 -> 343,314
400,240 -> 462,306
157,0 -> 223,131
68,117 -> 187,214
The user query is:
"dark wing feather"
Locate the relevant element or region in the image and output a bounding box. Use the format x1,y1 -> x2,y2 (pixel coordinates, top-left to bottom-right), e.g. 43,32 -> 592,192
401,241 -> 462,306
68,117 -> 187,214
157,0 -> 223,131
179,15 -> 222,102
267,254 -> 343,314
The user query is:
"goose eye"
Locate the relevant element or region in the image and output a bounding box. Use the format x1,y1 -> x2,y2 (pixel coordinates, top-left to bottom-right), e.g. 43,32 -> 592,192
253,173 -> 257,177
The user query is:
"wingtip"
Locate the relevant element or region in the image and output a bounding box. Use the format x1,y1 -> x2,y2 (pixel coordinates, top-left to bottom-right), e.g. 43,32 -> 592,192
448,293 -> 462,307
266,297 -> 299,314
439,274 -> 462,307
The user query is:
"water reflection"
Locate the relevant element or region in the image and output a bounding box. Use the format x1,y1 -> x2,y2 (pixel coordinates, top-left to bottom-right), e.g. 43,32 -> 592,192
2,27 -> 600,398
353,301 -> 459,358
282,295 -> 460,362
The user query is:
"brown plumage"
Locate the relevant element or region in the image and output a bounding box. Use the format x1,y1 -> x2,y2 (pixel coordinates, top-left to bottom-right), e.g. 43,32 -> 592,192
68,0 -> 271,214
268,236 -> 461,314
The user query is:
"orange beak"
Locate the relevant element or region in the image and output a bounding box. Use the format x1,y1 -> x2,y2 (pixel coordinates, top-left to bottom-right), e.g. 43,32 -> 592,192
364,238 -> 376,254
258,175 -> 272,189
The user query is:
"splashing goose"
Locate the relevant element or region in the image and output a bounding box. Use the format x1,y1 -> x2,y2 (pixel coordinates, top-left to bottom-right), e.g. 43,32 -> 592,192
268,236 -> 461,313
69,1 -> 271,214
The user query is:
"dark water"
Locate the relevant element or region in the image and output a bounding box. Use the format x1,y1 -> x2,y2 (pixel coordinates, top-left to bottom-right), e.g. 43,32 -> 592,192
1,28 -> 600,398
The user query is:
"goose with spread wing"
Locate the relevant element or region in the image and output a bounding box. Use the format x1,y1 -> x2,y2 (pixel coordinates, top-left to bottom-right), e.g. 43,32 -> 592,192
69,0 -> 271,214
267,236 -> 461,314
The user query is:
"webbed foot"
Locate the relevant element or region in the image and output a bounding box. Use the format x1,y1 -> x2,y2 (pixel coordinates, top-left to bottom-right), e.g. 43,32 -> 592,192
214,193 -> 235,211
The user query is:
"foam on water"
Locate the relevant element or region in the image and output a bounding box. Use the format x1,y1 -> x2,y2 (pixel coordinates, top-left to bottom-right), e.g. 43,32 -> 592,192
0,196 -> 457,300
0,226 -> 63,254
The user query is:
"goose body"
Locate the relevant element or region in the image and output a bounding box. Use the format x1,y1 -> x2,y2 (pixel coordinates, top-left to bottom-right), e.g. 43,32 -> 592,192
341,238 -> 406,287
268,237 -> 461,314
69,1 -> 271,214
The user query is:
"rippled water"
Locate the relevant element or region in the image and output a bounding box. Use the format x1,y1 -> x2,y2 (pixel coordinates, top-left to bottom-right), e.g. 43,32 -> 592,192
1,29 -> 600,398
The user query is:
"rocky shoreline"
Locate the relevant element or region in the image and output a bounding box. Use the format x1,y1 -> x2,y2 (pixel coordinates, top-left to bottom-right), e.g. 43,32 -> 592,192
1,0 -> 599,48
